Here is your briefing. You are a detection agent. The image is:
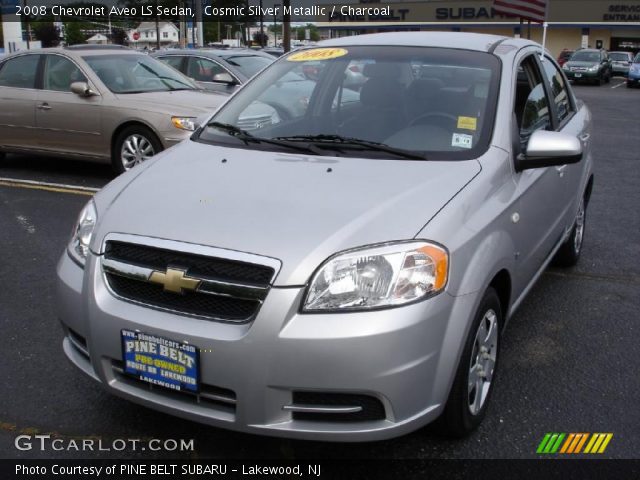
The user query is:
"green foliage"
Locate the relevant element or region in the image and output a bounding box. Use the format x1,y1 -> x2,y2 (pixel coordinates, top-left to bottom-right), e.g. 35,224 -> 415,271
64,22 -> 86,46
32,22 -> 61,48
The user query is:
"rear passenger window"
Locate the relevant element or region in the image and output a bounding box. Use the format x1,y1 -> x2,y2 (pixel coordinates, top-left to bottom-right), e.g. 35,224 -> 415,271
158,56 -> 184,72
0,55 -> 40,89
541,58 -> 572,124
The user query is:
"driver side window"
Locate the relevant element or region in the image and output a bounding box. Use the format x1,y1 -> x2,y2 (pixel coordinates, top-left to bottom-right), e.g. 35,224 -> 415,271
514,56 -> 551,150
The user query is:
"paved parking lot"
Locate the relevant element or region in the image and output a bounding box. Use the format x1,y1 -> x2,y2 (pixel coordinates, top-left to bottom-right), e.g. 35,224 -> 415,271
1,78 -> 639,460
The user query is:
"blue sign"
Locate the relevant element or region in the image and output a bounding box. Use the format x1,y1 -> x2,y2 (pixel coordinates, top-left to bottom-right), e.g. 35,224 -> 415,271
121,330 -> 200,393
0,0 -> 19,16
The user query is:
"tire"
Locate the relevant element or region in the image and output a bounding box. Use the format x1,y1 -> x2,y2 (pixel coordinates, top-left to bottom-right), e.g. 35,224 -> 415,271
439,287 -> 502,438
553,196 -> 587,267
112,125 -> 163,174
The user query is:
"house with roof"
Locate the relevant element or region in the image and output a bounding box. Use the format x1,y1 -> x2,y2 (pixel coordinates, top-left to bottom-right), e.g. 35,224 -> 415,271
128,21 -> 180,49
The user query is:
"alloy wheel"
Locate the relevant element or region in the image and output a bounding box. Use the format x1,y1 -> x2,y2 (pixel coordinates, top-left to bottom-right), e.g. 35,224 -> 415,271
468,309 -> 498,415
120,134 -> 155,170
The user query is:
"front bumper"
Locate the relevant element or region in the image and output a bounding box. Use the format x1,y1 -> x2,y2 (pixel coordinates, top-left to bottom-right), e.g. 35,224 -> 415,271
56,248 -> 477,442
564,70 -> 600,81
627,72 -> 640,86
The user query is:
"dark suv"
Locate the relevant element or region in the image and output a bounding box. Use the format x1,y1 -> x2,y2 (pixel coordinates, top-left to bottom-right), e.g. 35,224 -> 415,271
562,48 -> 613,85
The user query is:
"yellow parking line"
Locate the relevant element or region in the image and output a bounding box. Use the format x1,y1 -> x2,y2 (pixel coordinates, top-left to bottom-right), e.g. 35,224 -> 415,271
0,177 -> 98,196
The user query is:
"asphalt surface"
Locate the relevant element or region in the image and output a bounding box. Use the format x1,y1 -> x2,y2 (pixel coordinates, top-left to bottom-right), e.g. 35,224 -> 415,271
0,78 -> 639,461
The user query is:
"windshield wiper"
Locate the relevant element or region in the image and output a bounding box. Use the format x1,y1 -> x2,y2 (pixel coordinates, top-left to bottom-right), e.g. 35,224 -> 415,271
273,134 -> 427,160
206,122 -> 322,154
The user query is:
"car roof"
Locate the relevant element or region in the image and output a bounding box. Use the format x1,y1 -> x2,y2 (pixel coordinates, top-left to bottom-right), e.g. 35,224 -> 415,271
2,47 -> 144,59
154,48 -> 272,59
317,31 -> 540,54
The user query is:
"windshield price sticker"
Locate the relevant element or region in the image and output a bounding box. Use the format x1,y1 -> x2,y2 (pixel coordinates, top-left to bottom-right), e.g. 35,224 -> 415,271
287,48 -> 349,62
457,116 -> 478,131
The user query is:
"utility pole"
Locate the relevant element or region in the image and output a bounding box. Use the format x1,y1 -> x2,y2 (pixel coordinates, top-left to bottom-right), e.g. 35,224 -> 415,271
282,0 -> 290,52
155,0 -> 161,49
23,0 -> 31,49
259,0 -> 264,47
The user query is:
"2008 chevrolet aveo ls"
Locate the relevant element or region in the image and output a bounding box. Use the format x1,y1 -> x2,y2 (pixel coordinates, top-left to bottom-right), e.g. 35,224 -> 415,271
57,33 -> 593,441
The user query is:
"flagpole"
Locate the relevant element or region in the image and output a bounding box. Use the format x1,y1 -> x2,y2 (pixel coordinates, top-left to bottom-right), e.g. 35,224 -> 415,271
540,1 -> 550,60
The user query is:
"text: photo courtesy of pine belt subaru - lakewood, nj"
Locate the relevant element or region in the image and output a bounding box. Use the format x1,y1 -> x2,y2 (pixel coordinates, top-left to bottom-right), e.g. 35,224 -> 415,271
57,32 -> 593,441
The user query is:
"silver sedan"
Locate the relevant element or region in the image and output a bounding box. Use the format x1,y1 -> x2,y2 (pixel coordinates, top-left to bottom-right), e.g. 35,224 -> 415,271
57,32 -> 593,441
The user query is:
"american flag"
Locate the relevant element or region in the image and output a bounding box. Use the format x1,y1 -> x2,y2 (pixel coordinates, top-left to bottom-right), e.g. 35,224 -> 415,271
493,0 -> 548,23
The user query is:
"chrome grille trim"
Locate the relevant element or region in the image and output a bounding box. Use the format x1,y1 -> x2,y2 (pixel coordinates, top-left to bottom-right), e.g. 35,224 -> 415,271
99,233 -> 281,322
102,258 -> 270,302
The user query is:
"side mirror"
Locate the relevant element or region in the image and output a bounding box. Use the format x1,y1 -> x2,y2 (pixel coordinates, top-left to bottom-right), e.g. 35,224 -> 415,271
212,72 -> 236,85
516,130 -> 582,171
70,82 -> 97,97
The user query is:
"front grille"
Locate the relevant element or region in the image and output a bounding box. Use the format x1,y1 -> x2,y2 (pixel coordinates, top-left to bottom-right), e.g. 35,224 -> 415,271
105,241 -> 274,286
291,392 -> 386,423
103,240 -> 276,322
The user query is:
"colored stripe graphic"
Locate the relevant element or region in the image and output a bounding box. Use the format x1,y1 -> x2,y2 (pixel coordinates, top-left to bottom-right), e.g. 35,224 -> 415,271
538,433 -> 612,454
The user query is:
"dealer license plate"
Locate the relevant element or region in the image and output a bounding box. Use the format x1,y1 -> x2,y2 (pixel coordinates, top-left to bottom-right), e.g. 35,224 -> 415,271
574,73 -> 582,78
121,330 -> 200,393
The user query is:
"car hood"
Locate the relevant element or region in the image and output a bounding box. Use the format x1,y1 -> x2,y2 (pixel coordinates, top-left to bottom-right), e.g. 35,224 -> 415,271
93,141 -> 481,286
113,90 -> 227,114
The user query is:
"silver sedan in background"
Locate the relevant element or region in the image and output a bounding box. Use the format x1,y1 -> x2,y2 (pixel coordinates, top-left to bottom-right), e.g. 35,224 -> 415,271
58,33 -> 593,441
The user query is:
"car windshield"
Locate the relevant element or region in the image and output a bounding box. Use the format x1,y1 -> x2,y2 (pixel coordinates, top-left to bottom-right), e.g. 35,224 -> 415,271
223,55 -> 273,78
635,53 -> 640,63
609,52 -> 630,61
83,54 -> 197,93
570,51 -> 600,62
197,46 -> 501,160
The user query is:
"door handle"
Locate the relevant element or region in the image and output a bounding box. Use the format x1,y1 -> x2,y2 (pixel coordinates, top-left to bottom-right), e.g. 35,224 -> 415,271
37,103 -> 51,111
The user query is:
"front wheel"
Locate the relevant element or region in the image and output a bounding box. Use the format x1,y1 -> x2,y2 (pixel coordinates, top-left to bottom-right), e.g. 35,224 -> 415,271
439,287 -> 502,437
112,126 -> 163,174
553,196 -> 587,267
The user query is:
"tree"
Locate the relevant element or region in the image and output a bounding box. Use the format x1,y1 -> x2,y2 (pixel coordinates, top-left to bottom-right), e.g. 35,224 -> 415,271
252,31 -> 268,47
32,22 -> 61,48
64,22 -> 86,46
111,29 -> 128,46
296,24 -> 319,42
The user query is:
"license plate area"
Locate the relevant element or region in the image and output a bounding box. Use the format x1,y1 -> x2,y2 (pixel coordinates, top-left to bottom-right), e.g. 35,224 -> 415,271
121,329 -> 200,393
574,73 -> 582,78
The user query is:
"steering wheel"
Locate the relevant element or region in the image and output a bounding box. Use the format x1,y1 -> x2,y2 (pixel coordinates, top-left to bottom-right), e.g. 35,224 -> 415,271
409,112 -> 458,128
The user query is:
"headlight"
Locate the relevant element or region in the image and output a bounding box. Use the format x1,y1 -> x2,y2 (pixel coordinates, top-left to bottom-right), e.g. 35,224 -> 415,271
303,241 -> 448,312
562,64 -> 569,70
171,116 -> 197,131
588,65 -> 599,72
68,199 -> 97,266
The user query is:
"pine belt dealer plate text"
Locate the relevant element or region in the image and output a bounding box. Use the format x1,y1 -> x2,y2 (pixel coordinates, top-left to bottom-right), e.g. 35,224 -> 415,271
121,329 -> 200,393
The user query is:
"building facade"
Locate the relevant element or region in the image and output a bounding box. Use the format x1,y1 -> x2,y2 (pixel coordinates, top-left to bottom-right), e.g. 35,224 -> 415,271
316,0 -> 640,57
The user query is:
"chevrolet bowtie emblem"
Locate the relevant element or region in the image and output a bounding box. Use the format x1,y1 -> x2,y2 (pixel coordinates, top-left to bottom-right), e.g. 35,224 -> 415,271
149,268 -> 200,294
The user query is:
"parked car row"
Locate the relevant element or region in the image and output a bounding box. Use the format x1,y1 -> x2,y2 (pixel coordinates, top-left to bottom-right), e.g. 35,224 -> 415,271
559,47 -> 639,86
